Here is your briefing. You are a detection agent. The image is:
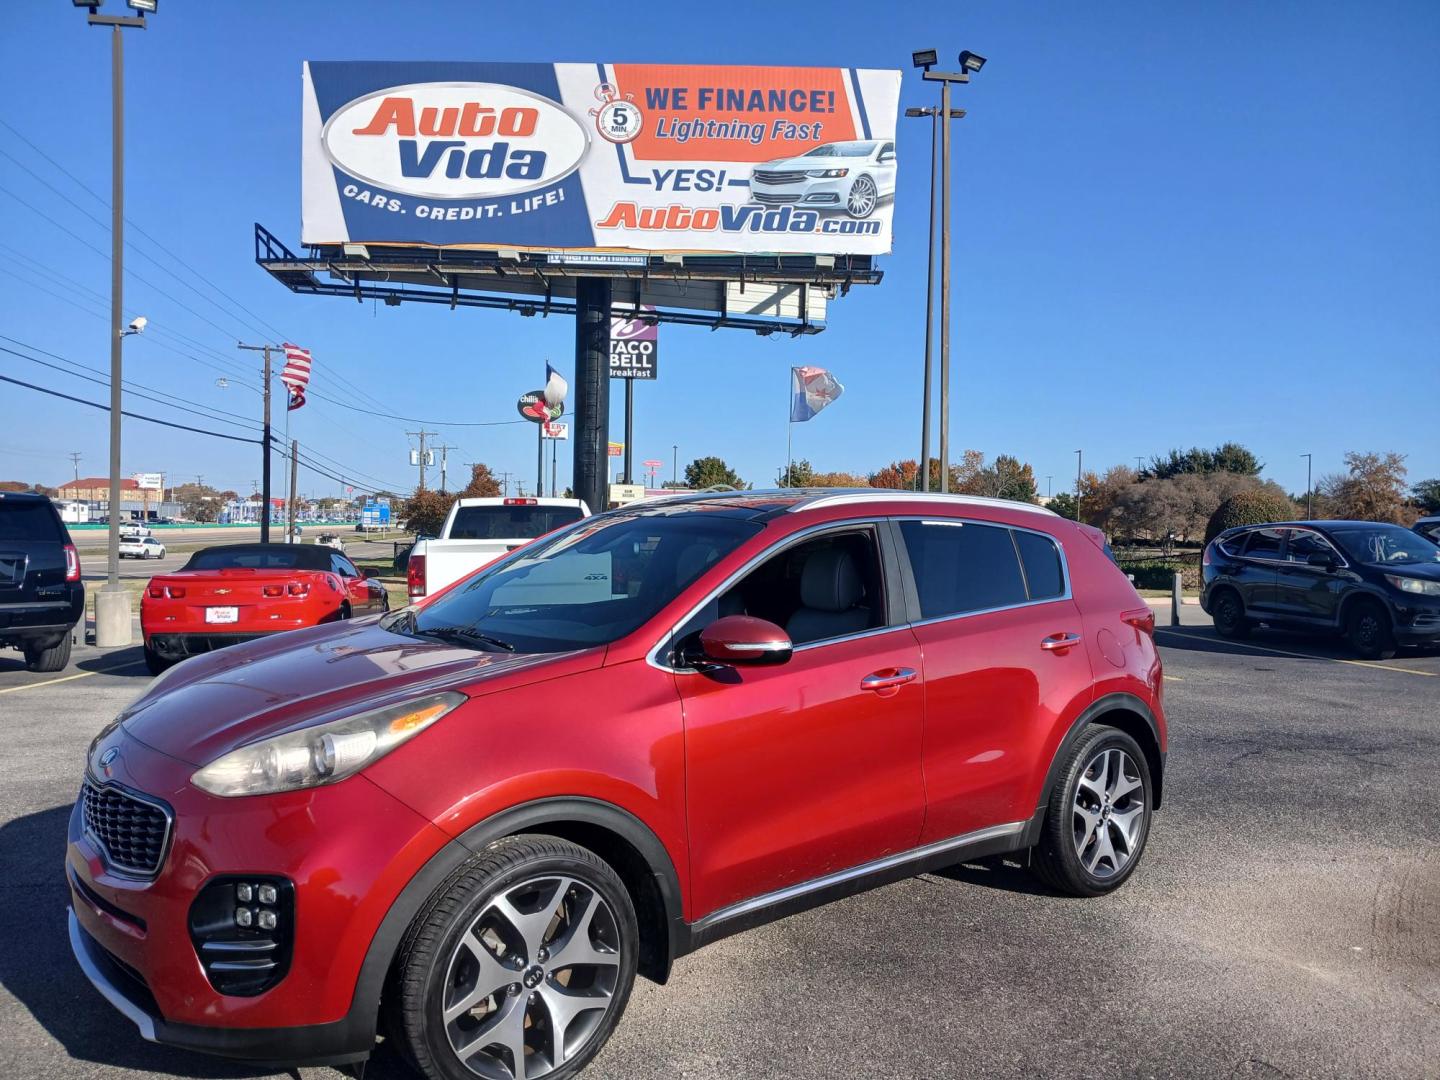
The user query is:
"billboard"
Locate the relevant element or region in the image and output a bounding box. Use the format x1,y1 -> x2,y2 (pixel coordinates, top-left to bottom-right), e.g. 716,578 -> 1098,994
131,472 -> 163,491
610,306 -> 658,379
302,62 -> 900,256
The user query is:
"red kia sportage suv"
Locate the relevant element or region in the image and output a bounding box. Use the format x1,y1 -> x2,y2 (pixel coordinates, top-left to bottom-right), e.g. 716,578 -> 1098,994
68,491 -> 1166,1080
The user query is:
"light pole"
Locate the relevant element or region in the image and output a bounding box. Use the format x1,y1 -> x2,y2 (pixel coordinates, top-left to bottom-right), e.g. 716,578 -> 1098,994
913,49 -> 984,493
1046,475 -> 1053,499
1301,453 -> 1313,518
78,0 -> 153,648
1075,449 -> 1083,523
672,444 -> 679,489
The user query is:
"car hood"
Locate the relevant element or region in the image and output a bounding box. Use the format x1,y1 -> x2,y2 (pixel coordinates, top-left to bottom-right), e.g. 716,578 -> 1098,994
756,155 -> 842,171
1377,561 -> 1440,582
121,617 -> 598,766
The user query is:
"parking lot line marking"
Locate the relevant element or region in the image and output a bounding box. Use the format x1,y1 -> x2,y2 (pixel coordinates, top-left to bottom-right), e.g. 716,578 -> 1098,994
0,671 -> 97,695
1155,628 -> 1438,677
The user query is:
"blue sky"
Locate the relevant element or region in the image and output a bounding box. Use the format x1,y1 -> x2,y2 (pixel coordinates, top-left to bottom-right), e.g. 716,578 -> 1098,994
1,1 -> 1436,501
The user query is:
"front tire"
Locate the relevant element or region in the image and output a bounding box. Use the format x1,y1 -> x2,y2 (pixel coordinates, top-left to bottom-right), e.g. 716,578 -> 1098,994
1030,726 -> 1153,897
1347,599 -> 1397,660
23,634 -> 71,673
389,835 -> 638,1080
846,174 -> 878,218
1210,588 -> 1251,639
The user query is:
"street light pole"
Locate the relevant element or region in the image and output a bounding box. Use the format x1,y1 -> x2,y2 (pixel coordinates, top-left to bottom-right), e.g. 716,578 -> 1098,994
1302,453 -> 1313,518
237,343 -> 277,543
1075,449 -> 1084,523
672,444 -> 678,489
83,1 -> 150,649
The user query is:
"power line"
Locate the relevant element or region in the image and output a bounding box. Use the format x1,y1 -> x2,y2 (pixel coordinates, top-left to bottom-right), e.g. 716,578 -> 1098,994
0,372 -> 261,444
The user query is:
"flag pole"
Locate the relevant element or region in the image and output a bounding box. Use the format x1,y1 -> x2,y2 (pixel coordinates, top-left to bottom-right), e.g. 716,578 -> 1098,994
785,367 -> 793,487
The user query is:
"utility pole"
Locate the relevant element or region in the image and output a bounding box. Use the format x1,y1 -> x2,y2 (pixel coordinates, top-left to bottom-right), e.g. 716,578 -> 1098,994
83,0 -> 152,648
69,452 -> 82,484
672,444 -> 679,489
288,440 -> 299,540
237,342 -> 277,542
1075,449 -> 1083,524
437,444 -> 456,493
496,470 -> 513,496
407,430 -> 437,491
1301,453 -> 1313,518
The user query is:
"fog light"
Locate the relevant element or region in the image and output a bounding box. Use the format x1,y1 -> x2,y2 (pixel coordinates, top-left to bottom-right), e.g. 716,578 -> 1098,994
235,907 -> 253,927
191,876 -> 295,996
257,884 -> 277,905
236,883 -> 253,902
258,910 -> 277,930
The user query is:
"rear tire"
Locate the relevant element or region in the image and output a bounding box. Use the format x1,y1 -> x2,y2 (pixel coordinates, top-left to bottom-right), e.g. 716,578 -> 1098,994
1210,588 -> 1251,639
388,835 -> 638,1080
1347,599 -> 1397,660
1030,725 -> 1153,897
24,634 -> 71,673
143,644 -> 169,676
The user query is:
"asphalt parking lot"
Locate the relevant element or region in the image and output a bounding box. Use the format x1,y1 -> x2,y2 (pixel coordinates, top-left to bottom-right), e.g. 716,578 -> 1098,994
1,619 -> 1436,1079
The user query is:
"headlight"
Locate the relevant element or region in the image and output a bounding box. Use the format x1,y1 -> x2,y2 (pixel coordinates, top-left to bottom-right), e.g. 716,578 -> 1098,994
1385,574 -> 1440,596
191,691 -> 464,797
806,168 -> 849,178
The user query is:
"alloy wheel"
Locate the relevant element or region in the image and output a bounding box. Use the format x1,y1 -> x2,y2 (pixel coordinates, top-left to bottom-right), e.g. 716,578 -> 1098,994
847,176 -> 877,217
1072,747 -> 1146,879
441,875 -> 622,1080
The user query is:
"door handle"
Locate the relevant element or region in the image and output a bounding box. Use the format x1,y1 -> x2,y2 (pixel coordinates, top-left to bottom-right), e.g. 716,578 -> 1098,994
1040,632 -> 1083,651
861,667 -> 918,692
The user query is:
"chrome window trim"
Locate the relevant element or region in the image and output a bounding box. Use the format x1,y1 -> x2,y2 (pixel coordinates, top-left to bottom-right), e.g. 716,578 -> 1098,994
1224,526 -> 1350,569
646,517 -> 889,675
80,775 -> 174,882
791,491 -> 1057,519
1279,526 -> 1351,569
691,819 -> 1027,933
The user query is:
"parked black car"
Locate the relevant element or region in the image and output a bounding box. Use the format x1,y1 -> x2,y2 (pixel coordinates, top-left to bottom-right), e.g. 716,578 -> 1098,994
1201,520 -> 1440,659
0,492 -> 84,671
1416,516 -> 1440,545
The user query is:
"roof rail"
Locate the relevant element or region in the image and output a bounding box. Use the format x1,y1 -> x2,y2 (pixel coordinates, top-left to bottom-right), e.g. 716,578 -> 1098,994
789,491 -> 1058,518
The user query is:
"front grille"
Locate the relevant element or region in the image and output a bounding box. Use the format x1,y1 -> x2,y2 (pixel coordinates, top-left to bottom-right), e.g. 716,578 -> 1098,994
752,170 -> 805,185
81,780 -> 172,878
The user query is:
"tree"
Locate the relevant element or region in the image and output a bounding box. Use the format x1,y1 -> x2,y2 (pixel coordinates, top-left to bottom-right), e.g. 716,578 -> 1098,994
1077,465 -> 1137,533
1410,478 -> 1440,515
776,459 -> 815,487
459,463 -> 502,499
1319,451 -> 1409,523
1119,472 -> 1285,544
182,496 -> 218,524
869,453 -> 982,492
0,481 -> 29,493
684,456 -> 744,490
1144,442 -> 1262,480
811,470 -> 870,487
401,488 -> 454,537
1205,488 -> 1299,543
1047,491 -> 1079,520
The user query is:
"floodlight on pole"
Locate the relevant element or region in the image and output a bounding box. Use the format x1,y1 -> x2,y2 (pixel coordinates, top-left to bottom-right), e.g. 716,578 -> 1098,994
912,49 -> 938,70
959,50 -> 987,73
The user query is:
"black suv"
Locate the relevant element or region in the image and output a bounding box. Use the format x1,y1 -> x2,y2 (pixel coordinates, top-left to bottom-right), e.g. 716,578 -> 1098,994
1416,517 -> 1440,545
1201,520 -> 1440,659
0,493 -> 84,671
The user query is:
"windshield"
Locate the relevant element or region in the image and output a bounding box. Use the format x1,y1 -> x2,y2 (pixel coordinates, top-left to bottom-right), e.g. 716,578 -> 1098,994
1330,524 -> 1440,566
449,504 -> 585,541
183,545 -> 328,571
397,511 -> 760,653
802,142 -> 873,158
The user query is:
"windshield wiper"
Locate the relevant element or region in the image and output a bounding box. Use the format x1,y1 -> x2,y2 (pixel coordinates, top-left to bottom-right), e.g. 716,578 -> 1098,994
415,625 -> 517,652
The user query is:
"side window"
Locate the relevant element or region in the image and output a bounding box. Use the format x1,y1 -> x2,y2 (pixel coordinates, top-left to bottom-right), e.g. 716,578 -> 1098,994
1242,529 -> 1285,560
1014,529 -> 1066,600
1285,530 -> 1333,563
331,553 -> 358,577
899,520 -> 1027,619
676,528 -> 887,649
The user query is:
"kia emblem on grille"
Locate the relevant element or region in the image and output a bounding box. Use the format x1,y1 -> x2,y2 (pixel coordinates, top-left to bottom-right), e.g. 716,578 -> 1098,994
99,747 -> 119,776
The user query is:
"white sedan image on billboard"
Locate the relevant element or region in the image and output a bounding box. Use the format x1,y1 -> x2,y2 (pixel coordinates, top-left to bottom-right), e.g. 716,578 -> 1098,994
748,139 -> 897,218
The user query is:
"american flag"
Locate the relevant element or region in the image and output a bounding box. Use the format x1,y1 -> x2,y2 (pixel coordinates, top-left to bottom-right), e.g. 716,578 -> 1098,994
280,343 -> 312,411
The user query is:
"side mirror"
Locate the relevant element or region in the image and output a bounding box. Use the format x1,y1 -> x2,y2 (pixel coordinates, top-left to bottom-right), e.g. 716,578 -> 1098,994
361,567 -> 381,579
698,615 -> 793,666
1306,552 -> 1336,569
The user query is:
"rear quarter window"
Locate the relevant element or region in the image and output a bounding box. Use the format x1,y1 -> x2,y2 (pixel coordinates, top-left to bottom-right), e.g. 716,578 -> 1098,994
0,500 -> 64,544
1014,530 -> 1066,600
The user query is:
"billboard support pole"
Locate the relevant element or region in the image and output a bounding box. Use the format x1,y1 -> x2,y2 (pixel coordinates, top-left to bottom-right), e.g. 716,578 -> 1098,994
920,109 -> 938,492
574,277 -> 611,514
938,77 -> 952,494
623,379 -> 634,486
536,422 -> 544,498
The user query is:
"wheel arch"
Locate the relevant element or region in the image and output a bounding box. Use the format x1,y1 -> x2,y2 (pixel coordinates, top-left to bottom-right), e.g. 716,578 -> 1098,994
1021,693 -> 1165,847
1337,588 -> 1391,630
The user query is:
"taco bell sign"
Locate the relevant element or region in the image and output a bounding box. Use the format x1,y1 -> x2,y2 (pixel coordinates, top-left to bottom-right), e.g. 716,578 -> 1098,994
610,306 -> 659,380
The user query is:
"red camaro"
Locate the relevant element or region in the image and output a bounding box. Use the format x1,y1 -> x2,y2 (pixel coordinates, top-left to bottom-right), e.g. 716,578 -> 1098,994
141,542 -> 388,673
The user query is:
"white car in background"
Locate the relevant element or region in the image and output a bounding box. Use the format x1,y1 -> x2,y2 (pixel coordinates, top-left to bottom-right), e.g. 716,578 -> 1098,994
119,536 -> 165,560
748,139 -> 897,218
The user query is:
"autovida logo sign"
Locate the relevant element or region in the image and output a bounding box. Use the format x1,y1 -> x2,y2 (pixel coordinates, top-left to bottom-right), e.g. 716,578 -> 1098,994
322,83 -> 590,200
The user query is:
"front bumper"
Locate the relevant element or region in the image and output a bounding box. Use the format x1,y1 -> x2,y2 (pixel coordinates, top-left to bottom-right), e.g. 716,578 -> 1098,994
749,177 -> 847,210
66,727 -> 451,1065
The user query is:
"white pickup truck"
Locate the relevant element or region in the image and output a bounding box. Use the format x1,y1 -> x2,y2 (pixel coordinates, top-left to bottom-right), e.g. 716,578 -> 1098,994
406,496 -> 590,600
